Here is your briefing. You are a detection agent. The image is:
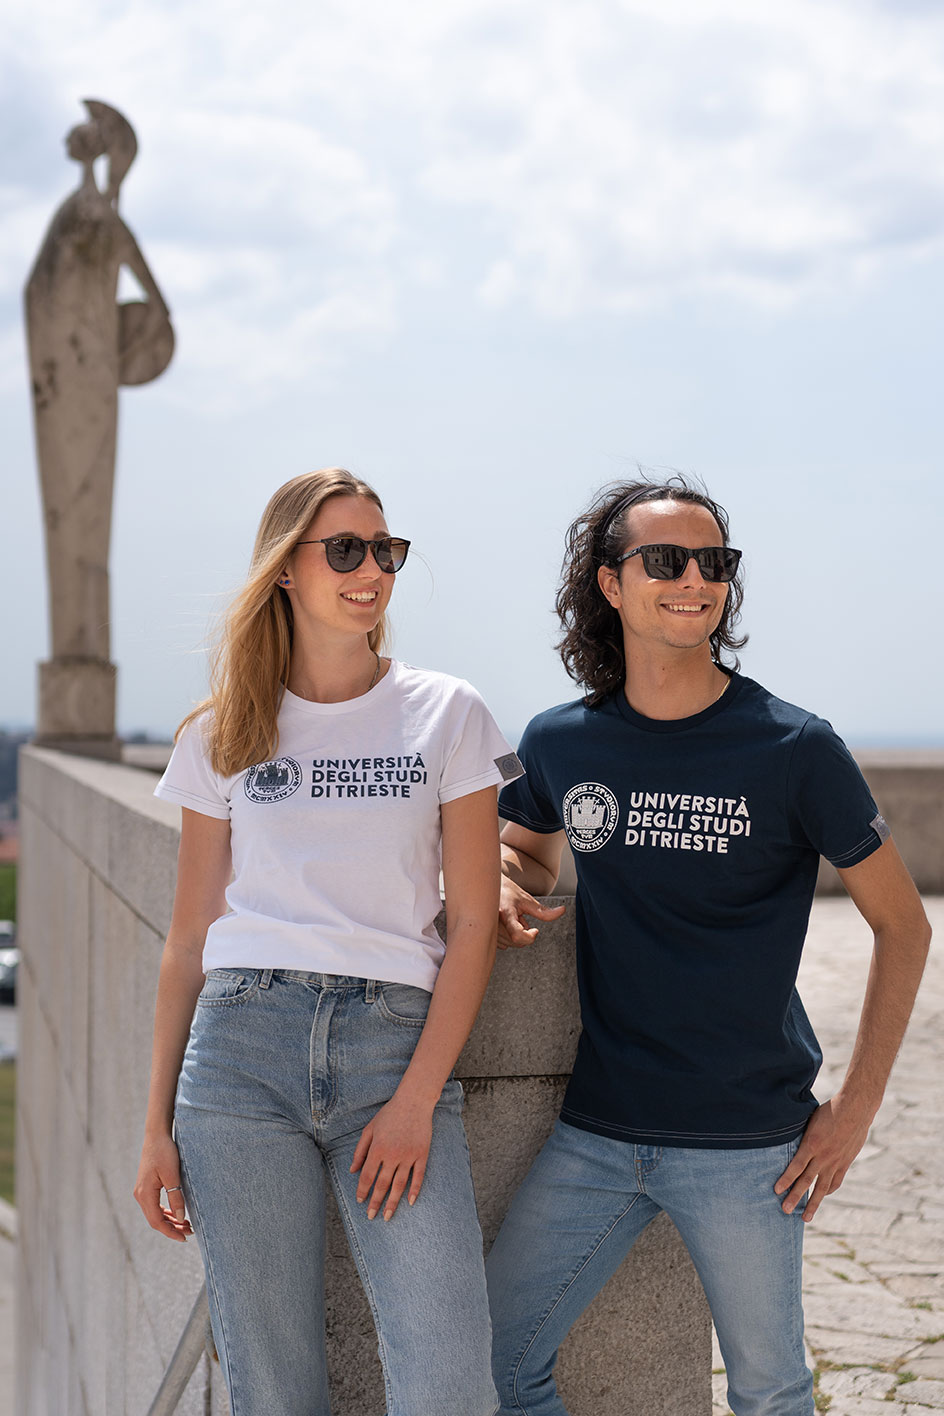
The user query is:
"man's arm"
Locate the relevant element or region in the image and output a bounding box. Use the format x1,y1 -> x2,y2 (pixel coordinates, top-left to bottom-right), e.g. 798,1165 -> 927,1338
775,838 -> 931,1221
498,821 -> 568,949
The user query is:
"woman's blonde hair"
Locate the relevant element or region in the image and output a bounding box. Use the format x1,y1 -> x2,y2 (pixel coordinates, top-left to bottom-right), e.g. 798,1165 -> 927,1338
180,468 -> 389,775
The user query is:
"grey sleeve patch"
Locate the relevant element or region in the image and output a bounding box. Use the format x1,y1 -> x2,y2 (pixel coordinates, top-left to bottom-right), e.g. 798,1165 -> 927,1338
870,813 -> 891,844
495,752 -> 524,782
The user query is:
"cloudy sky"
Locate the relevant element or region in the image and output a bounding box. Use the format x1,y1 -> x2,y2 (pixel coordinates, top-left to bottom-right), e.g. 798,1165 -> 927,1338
2,0 -> 942,744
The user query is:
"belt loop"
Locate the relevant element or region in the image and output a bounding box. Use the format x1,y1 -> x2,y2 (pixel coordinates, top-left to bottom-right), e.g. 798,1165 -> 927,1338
259,968 -> 273,989
365,979 -> 377,1003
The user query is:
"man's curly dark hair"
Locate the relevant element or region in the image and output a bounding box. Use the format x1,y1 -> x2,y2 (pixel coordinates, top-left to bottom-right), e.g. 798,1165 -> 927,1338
556,475 -> 747,705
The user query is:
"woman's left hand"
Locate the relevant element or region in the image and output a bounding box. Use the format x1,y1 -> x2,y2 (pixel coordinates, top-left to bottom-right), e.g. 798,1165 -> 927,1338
350,1092 -> 435,1221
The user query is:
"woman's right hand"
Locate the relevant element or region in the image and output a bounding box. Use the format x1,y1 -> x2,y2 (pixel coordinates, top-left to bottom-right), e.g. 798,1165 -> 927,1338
134,1133 -> 193,1242
498,876 -> 566,949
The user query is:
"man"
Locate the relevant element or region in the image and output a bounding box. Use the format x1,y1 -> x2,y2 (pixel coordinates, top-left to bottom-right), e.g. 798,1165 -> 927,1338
486,479 -> 930,1416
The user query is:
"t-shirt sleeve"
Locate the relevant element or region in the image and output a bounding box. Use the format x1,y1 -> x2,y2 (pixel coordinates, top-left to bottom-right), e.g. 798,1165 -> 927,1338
787,716 -> 889,868
438,682 -> 524,805
498,714 -> 564,833
154,716 -> 232,820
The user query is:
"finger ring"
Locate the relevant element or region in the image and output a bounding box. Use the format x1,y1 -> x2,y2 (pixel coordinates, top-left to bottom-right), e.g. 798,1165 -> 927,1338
165,1186 -> 182,1194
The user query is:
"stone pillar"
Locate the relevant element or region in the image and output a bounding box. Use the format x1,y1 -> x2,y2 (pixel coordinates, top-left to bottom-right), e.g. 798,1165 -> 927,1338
24,99 -> 173,759
35,659 -> 120,759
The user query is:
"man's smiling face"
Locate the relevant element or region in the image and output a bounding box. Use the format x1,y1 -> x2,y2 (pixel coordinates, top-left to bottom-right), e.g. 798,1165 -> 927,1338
597,499 -> 731,656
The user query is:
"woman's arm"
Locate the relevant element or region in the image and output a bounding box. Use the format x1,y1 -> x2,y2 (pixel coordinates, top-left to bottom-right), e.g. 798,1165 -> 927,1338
133,808 -> 232,1241
350,785 -> 501,1221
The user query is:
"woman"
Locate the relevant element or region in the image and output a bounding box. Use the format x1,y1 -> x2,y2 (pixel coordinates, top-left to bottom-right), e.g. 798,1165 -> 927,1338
134,468 -> 518,1416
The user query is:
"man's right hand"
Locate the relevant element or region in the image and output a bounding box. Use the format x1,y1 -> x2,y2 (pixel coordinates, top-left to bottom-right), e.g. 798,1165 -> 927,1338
498,877 -> 566,949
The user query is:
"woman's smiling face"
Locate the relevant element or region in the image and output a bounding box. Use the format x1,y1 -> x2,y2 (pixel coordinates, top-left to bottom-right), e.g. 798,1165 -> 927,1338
285,494 -> 395,642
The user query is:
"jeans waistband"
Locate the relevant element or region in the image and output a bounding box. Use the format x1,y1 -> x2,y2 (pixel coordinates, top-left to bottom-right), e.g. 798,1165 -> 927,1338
237,968 -> 381,996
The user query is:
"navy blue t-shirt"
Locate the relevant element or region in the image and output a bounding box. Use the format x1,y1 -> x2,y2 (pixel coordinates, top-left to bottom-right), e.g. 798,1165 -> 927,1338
499,674 -> 888,1149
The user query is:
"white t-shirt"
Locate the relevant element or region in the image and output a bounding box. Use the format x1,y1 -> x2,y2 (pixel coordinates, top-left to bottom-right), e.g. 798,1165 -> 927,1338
154,661 -> 522,990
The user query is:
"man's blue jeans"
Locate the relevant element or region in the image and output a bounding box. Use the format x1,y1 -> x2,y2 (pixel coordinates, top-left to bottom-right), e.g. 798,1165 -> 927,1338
486,1119 -> 813,1416
174,968 -> 498,1416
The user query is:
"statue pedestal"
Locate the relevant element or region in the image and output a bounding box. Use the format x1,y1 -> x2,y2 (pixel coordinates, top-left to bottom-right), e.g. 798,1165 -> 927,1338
35,658 -> 121,760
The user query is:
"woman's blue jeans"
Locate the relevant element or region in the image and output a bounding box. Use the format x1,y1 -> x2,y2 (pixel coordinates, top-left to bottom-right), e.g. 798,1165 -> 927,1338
485,1119 -> 813,1416
174,968 -> 498,1416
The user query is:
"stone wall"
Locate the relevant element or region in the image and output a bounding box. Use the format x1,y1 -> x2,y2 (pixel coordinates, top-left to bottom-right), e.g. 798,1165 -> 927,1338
16,746 -> 710,1416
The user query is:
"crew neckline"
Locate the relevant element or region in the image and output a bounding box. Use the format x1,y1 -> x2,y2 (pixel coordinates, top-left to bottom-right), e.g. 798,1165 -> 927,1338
613,671 -> 745,734
281,658 -> 400,716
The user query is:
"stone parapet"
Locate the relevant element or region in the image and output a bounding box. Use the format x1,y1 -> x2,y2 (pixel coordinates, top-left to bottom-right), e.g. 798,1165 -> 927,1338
16,746 -> 710,1415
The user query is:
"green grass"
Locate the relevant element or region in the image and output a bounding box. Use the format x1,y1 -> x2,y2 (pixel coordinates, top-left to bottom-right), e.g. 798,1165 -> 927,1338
0,863 -> 15,923
0,1062 -> 13,1205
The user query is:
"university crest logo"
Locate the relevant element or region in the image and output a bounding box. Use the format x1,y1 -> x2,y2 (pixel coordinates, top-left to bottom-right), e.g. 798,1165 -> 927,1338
244,757 -> 302,803
562,781 -> 619,852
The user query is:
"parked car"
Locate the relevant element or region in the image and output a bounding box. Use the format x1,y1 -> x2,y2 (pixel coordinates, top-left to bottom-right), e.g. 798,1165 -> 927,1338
0,935 -> 18,1003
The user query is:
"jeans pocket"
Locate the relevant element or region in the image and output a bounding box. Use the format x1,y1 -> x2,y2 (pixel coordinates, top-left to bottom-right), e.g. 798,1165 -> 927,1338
197,968 -> 261,1006
376,982 -> 431,1026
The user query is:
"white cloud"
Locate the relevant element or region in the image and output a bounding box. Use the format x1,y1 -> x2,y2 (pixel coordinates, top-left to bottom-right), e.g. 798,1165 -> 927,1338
416,0 -> 944,312
0,322 -> 28,398
129,107 -> 400,407
3,0 -> 944,402
0,189 -> 56,298
157,266 -> 397,412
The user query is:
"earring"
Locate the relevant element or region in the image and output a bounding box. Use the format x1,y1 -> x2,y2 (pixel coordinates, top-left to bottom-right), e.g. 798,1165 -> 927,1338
279,576 -> 291,587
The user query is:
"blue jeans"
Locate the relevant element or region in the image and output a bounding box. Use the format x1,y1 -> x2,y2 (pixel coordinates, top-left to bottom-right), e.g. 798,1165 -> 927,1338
174,968 -> 498,1416
486,1119 -> 813,1416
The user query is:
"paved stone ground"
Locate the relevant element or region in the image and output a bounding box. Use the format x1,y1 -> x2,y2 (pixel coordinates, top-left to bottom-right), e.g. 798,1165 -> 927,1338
712,896 -> 944,1416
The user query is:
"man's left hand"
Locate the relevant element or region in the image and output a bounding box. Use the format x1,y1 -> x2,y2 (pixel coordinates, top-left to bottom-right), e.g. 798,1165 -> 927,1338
773,1095 -> 874,1222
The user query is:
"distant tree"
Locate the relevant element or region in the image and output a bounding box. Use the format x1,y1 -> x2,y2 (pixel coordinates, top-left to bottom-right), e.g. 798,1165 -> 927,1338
0,864 -> 15,923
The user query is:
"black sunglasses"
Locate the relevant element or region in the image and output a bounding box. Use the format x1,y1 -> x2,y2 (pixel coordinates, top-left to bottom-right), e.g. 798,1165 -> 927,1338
296,535 -> 411,574
616,543 -> 742,582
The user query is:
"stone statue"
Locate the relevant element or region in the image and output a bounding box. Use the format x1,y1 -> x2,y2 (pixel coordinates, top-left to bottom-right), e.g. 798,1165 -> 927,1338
25,99 -> 173,755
